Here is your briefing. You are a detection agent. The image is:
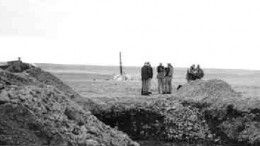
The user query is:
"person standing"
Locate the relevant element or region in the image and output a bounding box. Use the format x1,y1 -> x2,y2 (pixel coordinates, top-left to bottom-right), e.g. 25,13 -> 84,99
147,62 -> 153,94
141,62 -> 150,95
157,63 -> 165,94
165,63 -> 174,94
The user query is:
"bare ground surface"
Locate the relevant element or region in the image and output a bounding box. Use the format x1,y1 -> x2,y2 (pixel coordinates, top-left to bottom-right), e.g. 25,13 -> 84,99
38,64 -> 260,98
1,63 -> 259,146
0,63 -> 260,145
37,64 -> 260,145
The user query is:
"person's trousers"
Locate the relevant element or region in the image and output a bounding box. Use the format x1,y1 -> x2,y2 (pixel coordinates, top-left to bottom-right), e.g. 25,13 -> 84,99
157,78 -> 164,94
147,78 -> 152,92
165,76 -> 172,94
142,79 -> 149,95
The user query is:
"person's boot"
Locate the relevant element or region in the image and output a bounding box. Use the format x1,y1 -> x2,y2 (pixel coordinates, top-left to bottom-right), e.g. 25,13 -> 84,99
143,91 -> 149,96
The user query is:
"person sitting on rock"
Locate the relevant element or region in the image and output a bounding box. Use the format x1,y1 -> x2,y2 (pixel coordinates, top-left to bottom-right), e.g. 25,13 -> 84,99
186,64 -> 196,82
195,64 -> 204,79
190,64 -> 195,71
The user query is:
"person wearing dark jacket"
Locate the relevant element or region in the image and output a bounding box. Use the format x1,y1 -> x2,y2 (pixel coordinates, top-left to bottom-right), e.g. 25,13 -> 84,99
147,62 -> 153,94
195,65 -> 204,79
186,64 -> 196,82
165,63 -> 174,94
157,63 -> 165,94
141,62 -> 150,95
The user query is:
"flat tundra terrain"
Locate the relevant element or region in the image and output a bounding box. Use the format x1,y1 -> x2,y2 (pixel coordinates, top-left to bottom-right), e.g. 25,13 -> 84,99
38,63 -> 260,99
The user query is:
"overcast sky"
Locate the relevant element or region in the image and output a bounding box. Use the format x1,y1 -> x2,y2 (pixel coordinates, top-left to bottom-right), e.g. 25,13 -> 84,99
0,0 -> 259,70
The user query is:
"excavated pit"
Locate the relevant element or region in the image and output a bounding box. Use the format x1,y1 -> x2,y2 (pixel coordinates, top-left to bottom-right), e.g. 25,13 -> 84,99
92,99 -> 215,145
94,108 -> 165,141
92,79 -> 260,146
93,101 -> 260,146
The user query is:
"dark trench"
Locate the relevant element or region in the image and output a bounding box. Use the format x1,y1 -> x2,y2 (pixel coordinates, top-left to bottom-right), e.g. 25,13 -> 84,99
93,108 -> 165,141
93,103 -> 260,146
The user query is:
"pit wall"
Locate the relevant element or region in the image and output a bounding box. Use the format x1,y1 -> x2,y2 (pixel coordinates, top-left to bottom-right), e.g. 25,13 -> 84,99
92,98 -> 260,146
92,101 -> 215,144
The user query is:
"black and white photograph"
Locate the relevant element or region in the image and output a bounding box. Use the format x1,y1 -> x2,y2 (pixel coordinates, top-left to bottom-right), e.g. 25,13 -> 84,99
0,0 -> 260,146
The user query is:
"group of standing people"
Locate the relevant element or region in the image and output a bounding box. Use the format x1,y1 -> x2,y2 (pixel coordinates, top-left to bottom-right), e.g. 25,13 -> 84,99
141,62 -> 174,95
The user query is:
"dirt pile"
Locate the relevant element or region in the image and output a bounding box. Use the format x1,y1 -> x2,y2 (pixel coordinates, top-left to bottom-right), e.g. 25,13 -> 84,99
176,79 -> 260,145
26,67 -> 81,98
0,68 -> 138,146
93,79 -> 260,145
177,79 -> 238,102
1,61 -> 32,73
26,67 -> 97,110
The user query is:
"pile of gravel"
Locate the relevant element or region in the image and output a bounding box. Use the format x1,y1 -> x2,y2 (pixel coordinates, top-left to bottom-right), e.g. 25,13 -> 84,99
0,68 -> 138,146
26,67 -> 81,98
176,79 -> 260,145
177,79 -> 239,102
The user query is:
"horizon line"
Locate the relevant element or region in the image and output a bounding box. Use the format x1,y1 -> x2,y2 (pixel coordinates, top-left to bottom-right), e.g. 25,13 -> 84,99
34,62 -> 260,71
1,61 -> 259,71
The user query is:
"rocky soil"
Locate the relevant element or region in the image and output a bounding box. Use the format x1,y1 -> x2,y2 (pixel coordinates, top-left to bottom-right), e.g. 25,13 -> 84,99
1,63 -> 260,146
91,80 -> 260,145
0,67 -> 138,146
177,80 -> 260,145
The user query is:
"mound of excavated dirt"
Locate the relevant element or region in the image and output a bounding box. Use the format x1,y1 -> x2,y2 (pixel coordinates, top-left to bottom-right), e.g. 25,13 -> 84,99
176,79 -> 260,145
92,79 -> 260,145
177,79 -> 239,102
26,67 -> 81,98
26,67 -> 97,111
175,79 -> 260,111
0,68 -> 138,146
6,62 -> 31,73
